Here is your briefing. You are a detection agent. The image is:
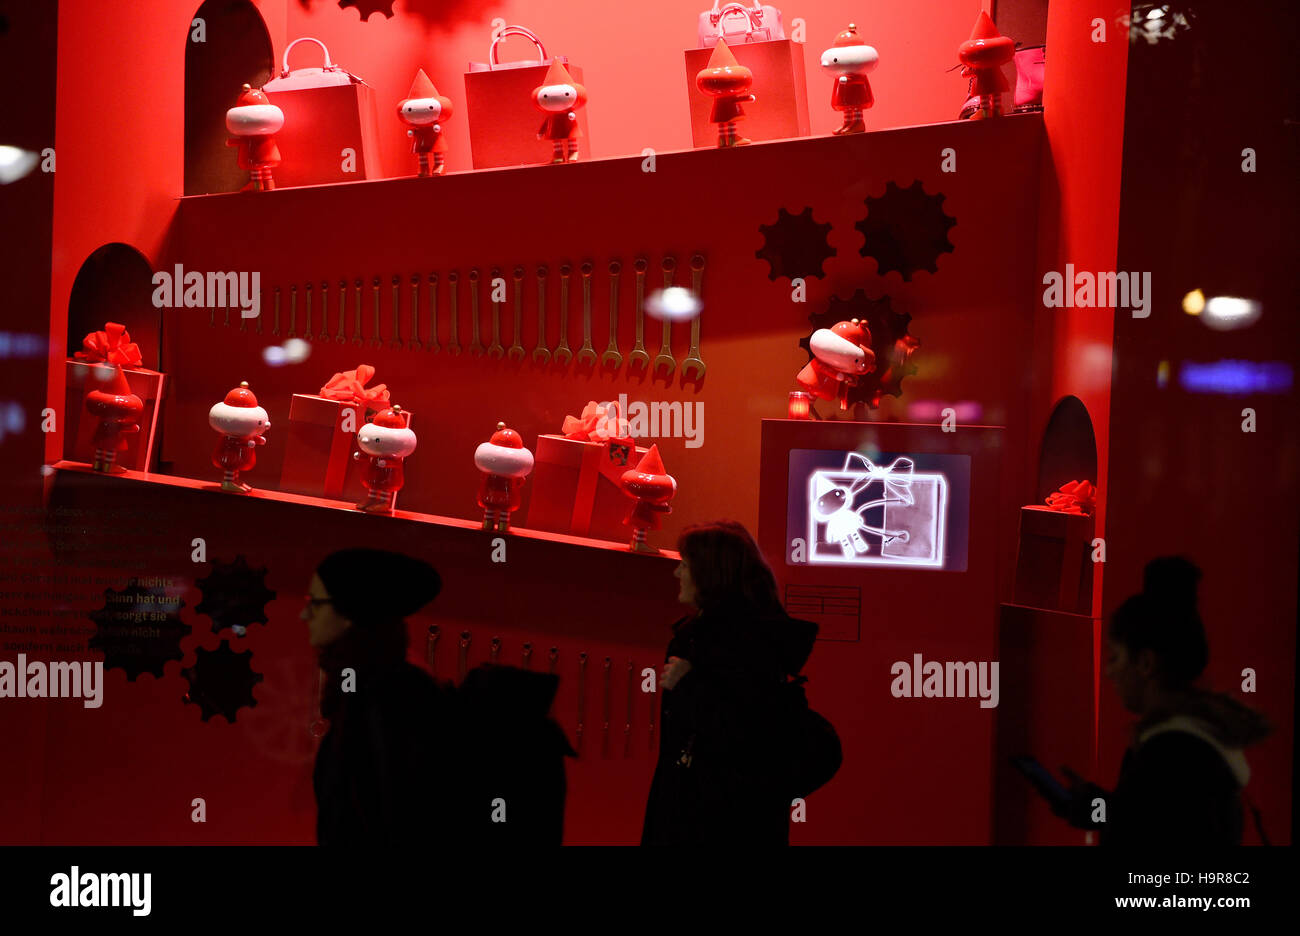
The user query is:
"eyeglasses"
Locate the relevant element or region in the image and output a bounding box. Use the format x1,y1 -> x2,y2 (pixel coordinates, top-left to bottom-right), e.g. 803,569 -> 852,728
302,595 -> 333,610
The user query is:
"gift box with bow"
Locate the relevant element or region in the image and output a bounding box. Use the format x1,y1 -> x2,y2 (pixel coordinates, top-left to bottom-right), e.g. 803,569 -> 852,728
63,324 -> 165,471
1013,481 -> 1097,615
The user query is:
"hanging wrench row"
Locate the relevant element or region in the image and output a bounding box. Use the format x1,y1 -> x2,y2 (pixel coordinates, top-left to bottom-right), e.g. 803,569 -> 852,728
426,625 -> 658,758
252,257 -> 707,380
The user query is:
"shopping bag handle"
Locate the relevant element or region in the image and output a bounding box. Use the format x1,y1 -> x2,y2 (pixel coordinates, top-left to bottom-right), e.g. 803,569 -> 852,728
280,37 -> 345,79
710,1 -> 764,26
489,25 -> 548,69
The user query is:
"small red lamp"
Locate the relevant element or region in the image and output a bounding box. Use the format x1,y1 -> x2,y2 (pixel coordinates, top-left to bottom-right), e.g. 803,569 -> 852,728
788,391 -> 813,419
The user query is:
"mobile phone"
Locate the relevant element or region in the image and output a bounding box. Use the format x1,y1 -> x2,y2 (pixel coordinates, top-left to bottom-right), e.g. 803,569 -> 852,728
1010,754 -> 1072,810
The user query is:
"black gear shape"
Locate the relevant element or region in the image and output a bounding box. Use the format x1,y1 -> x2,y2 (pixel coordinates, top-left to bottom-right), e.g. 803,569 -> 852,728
181,640 -> 264,723
194,555 -> 276,637
756,206 -> 836,281
799,290 -> 920,408
88,579 -> 191,681
338,0 -> 395,18
855,180 -> 956,281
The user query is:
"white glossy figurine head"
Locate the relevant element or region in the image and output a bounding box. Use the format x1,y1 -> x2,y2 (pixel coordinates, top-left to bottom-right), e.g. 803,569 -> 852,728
810,320 -> 875,375
209,382 -> 270,438
474,423 -> 534,478
821,25 -> 879,76
357,407 -> 417,458
225,84 -> 284,137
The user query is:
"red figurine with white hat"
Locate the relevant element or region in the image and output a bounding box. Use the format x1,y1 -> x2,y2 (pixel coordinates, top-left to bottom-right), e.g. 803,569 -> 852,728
532,61 -> 587,164
208,381 -> 270,492
796,318 -> 877,411
821,24 -> 879,135
958,11 -> 1016,119
225,84 -> 284,191
474,421 -> 534,532
620,445 -> 678,554
354,405 -> 417,513
84,365 -> 143,474
397,69 -> 453,177
696,38 -> 755,148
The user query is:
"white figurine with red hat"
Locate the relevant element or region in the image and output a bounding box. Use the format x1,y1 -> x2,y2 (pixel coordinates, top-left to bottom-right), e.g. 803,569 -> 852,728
473,421 -> 534,532
397,69 -> 453,177
821,24 -> 879,135
208,381 -> 270,492
225,83 -> 284,191
796,319 -> 877,411
532,61 -> 587,164
85,364 -> 144,474
354,405 -> 417,513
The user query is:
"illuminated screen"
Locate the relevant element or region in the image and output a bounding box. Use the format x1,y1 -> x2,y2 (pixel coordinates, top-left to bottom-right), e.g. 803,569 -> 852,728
786,448 -> 971,571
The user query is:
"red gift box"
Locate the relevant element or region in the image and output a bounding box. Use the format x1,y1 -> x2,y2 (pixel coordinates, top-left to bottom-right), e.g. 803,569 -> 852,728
279,395 -> 414,502
684,38 -> 809,147
63,361 -> 165,471
527,434 -> 647,541
464,29 -> 590,169
1012,506 -> 1095,615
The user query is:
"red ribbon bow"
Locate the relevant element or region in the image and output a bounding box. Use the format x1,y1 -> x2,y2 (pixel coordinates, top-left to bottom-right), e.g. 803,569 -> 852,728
319,364 -> 391,408
74,322 -> 143,367
1045,480 -> 1096,515
561,400 -> 628,442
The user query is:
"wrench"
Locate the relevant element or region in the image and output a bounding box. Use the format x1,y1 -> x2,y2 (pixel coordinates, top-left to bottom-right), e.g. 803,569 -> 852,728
223,297 -> 230,328
318,281 -> 331,341
682,254 -> 707,380
352,279 -> 363,346
624,658 -> 634,757
576,650 -> 588,755
521,641 -> 533,669
303,282 -> 312,340
602,655 -> 612,757
390,275 -> 403,350
335,280 -> 347,342
468,269 -> 484,356
629,258 -> 650,370
487,267 -> 505,359
239,294 -> 248,332
370,278 -> 382,348
288,285 -> 297,338
446,271 -> 461,354
508,267 -> 526,361
532,265 -> 550,364
653,257 -> 676,377
272,287 -> 280,336
407,274 -> 422,350
554,264 -> 573,365
576,261 -> 597,366
601,260 -> 623,369
427,273 -> 440,353
490,636 -> 501,664
255,286 -> 263,334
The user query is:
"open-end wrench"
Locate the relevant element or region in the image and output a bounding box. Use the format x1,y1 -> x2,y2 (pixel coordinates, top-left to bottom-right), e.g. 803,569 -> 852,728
427,273 -> 440,353
682,254 -> 707,381
426,625 -> 440,672
318,282 -> 330,340
624,658 -> 634,757
407,275 -> 422,350
239,291 -> 248,332
629,258 -> 649,370
370,277 -> 382,348
446,271 -> 461,354
548,646 -> 559,675
576,261 -> 597,366
576,650 -> 588,755
601,260 -> 623,369
256,286 -> 263,334
288,285 -> 298,338
272,287 -> 281,336
653,257 -> 676,377
486,267 -> 505,359
468,269 -> 484,356
458,630 -> 471,683
335,280 -> 347,342
490,636 -> 501,664
602,655 -> 612,757
303,283 -> 312,340
532,265 -> 550,364
508,267 -> 526,362
223,297 -> 230,328
522,642 -> 533,669
390,275 -> 403,349
554,264 -> 573,365
352,279 -> 363,346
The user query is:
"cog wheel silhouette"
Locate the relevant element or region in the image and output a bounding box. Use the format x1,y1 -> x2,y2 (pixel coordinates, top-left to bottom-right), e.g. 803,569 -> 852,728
181,640 -> 264,723
194,555 -> 276,637
799,290 -> 921,408
338,0 -> 395,18
756,206 -> 836,281
855,180 -> 956,281
88,579 -> 191,681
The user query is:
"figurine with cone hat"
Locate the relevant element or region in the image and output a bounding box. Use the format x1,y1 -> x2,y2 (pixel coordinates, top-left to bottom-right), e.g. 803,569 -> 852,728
474,422 -> 534,532
225,84 -> 284,191
208,381 -> 270,492
354,405 -> 417,513
620,445 -> 677,554
397,69 -> 453,177
84,365 -> 143,473
696,39 -> 755,148
532,61 -> 587,163
958,11 -> 1015,119
821,24 -> 879,135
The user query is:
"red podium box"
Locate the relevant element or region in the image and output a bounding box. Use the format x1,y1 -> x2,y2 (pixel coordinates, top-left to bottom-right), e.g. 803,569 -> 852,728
279,394 -> 413,503
527,435 -> 647,542
684,39 -> 809,147
63,361 -> 165,472
1012,506 -> 1095,615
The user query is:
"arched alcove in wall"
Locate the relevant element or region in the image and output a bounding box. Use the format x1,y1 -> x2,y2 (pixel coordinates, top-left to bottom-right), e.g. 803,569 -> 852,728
1036,395 -> 1098,504
67,244 -> 159,369
184,0 -> 273,195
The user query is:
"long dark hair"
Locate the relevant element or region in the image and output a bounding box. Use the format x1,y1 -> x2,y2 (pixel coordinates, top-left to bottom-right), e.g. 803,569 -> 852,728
1109,556 -> 1209,689
676,520 -> 782,617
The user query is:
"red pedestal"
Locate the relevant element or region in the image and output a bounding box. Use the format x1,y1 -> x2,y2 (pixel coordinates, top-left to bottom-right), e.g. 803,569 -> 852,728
684,39 -> 809,147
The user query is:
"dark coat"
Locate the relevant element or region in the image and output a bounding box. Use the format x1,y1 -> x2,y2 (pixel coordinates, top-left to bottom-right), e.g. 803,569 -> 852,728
641,607 -> 819,846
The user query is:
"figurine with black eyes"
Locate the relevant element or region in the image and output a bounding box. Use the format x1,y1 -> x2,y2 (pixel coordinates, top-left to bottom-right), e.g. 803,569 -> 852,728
820,24 -> 879,135
398,68 -> 454,176
532,60 -> 587,163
